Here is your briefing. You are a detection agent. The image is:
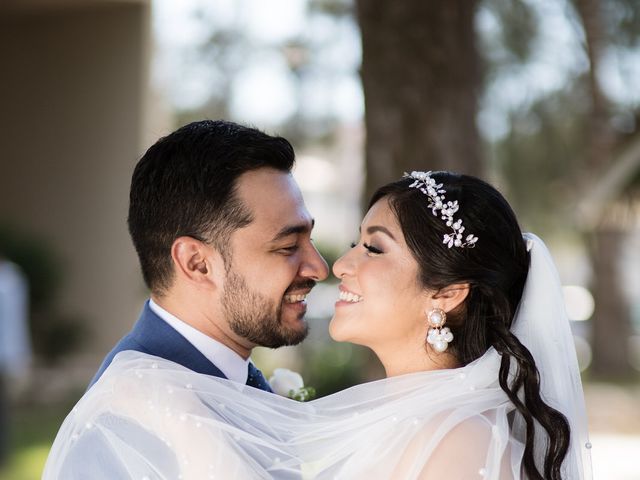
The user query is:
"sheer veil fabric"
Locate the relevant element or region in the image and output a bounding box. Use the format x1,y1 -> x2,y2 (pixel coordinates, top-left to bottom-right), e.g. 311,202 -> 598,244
43,234 -> 592,479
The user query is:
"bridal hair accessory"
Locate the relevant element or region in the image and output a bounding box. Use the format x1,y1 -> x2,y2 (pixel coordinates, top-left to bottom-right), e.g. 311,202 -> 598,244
404,171 -> 478,248
426,307 -> 453,352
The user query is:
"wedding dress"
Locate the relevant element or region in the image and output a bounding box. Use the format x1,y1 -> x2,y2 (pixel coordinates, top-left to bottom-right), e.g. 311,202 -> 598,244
42,234 -> 592,479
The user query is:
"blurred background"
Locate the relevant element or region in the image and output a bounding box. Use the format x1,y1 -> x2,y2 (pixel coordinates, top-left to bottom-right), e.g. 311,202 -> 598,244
0,0 -> 638,478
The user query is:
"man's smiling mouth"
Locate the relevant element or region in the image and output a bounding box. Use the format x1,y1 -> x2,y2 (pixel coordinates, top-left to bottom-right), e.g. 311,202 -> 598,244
284,293 -> 309,303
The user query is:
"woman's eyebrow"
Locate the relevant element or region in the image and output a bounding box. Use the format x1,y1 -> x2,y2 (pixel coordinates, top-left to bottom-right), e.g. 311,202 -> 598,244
360,225 -> 396,241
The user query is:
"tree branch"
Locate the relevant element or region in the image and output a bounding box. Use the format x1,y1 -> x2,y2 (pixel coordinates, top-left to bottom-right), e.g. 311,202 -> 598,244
577,132 -> 640,228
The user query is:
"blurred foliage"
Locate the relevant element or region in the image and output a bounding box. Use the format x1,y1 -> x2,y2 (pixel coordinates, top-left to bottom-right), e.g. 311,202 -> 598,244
497,88 -> 640,234
481,0 -> 640,236
314,241 -> 343,280
0,224 -> 62,310
309,0 -> 353,17
184,0 -> 354,148
604,0 -> 640,47
482,0 -> 538,64
0,396 -> 78,480
30,312 -> 87,362
483,0 -> 640,376
0,224 -> 86,363
493,83 -> 589,233
300,341 -> 382,397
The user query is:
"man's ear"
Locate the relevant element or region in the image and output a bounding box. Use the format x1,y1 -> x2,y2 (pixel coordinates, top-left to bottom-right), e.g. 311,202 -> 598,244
431,283 -> 470,313
171,236 -> 221,287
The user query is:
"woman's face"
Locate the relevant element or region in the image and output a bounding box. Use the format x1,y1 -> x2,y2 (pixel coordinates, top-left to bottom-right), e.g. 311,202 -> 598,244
330,198 -> 430,351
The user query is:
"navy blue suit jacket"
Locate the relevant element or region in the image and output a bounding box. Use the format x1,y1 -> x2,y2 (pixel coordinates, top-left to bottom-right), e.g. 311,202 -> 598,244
89,301 -> 227,388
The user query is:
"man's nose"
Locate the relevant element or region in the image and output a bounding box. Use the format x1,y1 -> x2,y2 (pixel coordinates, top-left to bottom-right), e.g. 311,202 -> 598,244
300,244 -> 329,281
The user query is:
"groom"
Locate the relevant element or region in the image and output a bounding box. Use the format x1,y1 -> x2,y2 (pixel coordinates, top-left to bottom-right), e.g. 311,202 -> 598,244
90,120 -> 329,392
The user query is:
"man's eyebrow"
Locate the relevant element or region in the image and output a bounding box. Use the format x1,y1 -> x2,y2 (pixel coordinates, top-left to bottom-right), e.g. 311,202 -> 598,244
360,225 -> 396,240
271,219 -> 315,242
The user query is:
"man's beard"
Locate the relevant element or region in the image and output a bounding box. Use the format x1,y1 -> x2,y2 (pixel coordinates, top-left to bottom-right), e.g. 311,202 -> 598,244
221,270 -> 311,348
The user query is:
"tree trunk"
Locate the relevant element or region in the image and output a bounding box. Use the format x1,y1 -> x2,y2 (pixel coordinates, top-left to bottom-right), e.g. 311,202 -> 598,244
357,0 -> 483,205
574,0 -> 633,377
589,226 -> 633,377
574,0 -> 616,174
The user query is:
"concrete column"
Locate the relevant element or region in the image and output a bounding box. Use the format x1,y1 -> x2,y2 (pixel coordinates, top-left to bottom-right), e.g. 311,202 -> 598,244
0,2 -> 151,368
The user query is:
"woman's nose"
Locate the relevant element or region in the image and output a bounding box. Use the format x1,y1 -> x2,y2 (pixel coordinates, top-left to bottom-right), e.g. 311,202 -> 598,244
332,248 -> 354,279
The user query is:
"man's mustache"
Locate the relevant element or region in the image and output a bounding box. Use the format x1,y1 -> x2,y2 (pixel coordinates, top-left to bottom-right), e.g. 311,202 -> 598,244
284,280 -> 316,294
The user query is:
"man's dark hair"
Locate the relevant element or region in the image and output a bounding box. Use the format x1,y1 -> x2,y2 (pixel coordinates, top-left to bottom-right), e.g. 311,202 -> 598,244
128,120 -> 295,294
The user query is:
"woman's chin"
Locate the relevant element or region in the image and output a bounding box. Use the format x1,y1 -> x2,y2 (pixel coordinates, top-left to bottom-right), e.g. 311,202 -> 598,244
328,316 -> 351,342
329,316 -> 368,346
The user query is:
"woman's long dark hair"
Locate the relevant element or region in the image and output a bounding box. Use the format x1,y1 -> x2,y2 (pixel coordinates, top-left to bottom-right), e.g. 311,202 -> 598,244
369,172 -> 570,480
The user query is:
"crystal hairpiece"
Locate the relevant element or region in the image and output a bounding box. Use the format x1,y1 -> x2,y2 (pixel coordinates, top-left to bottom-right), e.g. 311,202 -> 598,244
404,171 -> 478,249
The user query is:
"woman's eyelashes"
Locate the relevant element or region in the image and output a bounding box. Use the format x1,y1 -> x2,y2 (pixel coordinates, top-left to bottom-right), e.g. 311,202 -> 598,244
364,243 -> 383,254
350,241 -> 383,255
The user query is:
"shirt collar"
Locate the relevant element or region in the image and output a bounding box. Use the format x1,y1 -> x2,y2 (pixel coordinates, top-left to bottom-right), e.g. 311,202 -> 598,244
148,298 -> 250,384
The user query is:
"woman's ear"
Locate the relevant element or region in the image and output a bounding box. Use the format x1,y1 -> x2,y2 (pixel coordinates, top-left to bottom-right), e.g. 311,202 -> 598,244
171,237 -> 221,287
431,283 -> 470,313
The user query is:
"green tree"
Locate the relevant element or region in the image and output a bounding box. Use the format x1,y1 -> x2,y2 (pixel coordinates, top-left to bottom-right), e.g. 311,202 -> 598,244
488,0 -> 640,377
574,0 -> 639,378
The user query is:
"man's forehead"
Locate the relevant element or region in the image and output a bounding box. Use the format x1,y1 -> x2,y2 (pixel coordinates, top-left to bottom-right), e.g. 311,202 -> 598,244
235,168 -> 312,237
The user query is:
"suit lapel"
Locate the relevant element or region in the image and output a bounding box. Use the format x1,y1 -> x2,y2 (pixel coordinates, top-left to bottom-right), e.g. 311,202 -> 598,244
131,302 -> 228,379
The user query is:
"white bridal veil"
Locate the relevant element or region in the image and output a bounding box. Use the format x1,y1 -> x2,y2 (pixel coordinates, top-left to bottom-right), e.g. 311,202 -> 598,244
43,234 -> 592,479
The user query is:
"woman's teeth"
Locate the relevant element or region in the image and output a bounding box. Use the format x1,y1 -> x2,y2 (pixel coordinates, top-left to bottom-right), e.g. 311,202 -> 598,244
339,290 -> 363,303
284,293 -> 308,303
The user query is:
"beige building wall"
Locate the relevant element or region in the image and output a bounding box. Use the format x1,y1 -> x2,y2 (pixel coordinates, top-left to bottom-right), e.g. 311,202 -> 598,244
0,1 -> 152,367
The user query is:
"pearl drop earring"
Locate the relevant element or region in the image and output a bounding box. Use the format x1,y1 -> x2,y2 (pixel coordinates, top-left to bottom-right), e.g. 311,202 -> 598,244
426,307 -> 453,353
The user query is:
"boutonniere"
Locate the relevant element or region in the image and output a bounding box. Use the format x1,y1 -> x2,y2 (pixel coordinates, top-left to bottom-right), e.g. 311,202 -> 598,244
269,368 -> 316,401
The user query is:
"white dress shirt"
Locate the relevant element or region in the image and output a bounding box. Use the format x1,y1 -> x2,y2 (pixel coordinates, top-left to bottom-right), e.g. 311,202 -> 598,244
148,298 -> 250,384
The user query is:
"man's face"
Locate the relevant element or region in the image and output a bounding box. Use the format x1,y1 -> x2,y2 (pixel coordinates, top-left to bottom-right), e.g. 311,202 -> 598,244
220,168 -> 329,348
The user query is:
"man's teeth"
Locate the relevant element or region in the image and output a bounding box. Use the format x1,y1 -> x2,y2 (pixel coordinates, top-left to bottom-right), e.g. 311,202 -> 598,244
339,290 -> 363,303
284,293 -> 308,303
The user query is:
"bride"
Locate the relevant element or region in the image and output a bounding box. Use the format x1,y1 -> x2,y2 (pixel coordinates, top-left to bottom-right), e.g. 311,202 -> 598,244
43,171 -> 592,479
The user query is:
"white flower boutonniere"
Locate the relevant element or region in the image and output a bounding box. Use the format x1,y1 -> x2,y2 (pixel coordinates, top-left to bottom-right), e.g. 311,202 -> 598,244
269,368 -> 316,401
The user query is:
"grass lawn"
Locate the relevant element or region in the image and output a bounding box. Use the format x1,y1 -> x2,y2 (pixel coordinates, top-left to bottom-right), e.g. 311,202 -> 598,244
0,398 -> 78,480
